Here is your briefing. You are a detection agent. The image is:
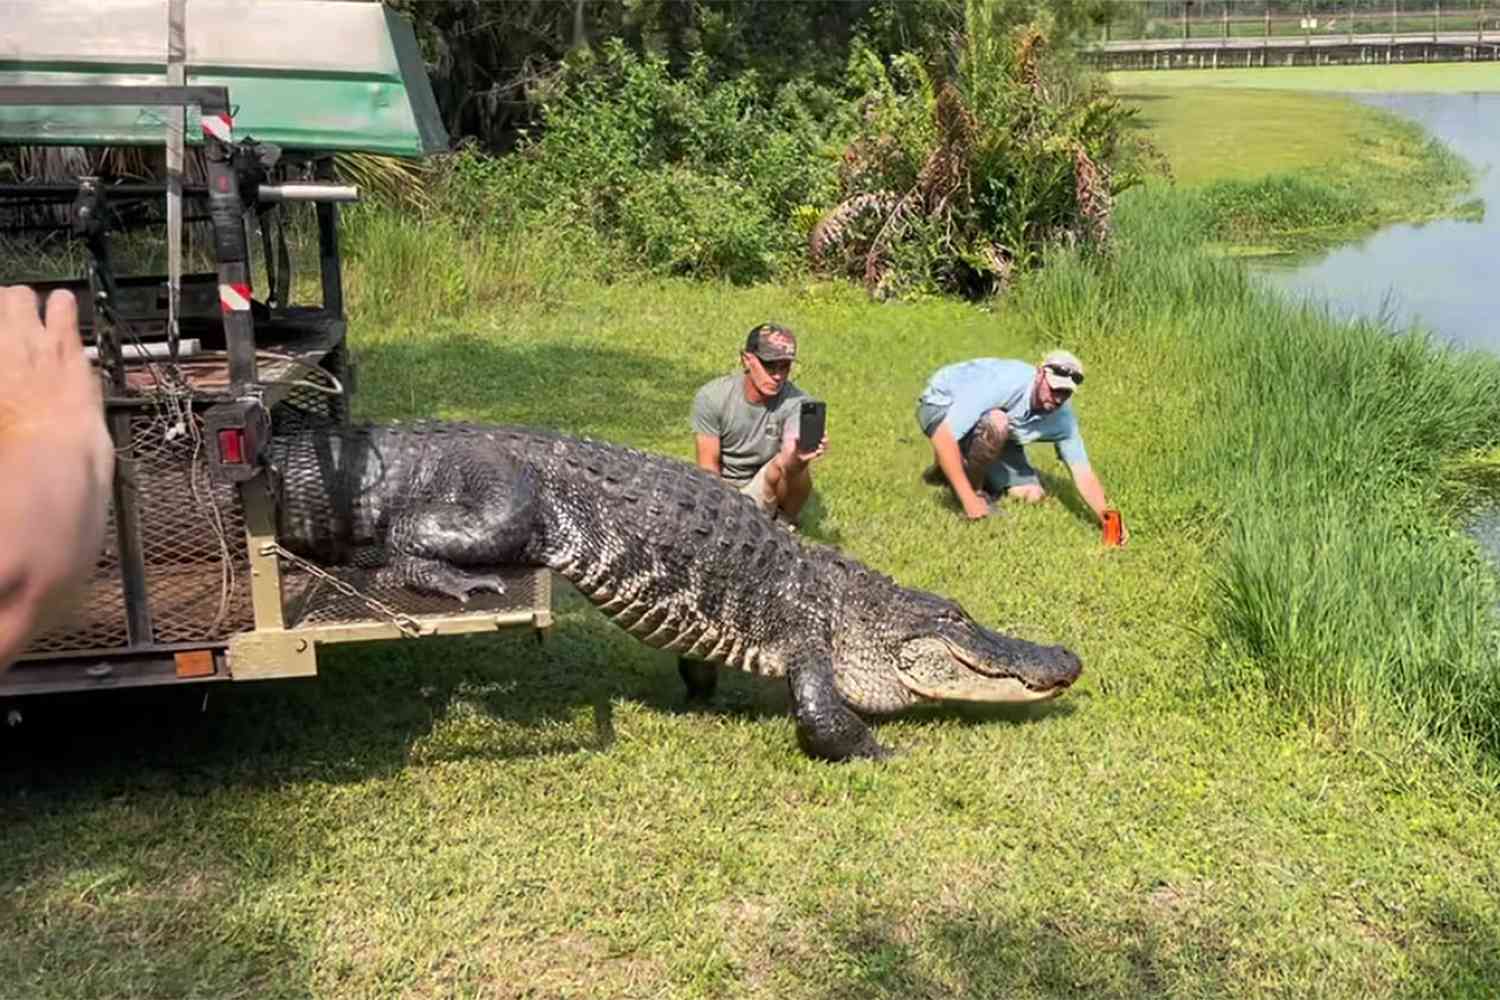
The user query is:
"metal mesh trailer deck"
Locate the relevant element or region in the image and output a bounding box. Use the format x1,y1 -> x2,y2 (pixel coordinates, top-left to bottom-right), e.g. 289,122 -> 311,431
0,3 -> 552,698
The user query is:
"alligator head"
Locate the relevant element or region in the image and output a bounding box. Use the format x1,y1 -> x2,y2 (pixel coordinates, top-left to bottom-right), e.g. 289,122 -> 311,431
833,578 -> 1083,714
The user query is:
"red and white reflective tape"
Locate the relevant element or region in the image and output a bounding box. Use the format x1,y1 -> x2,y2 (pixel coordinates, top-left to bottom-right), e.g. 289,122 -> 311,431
201,113 -> 234,143
219,282 -> 252,313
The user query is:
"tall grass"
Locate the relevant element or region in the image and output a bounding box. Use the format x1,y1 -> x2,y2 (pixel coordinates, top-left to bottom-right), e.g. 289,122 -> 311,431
1018,182 -> 1500,759
339,204 -> 584,330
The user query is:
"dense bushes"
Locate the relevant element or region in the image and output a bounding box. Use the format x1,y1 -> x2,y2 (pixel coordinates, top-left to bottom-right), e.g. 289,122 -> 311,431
418,6 -> 1153,296
809,12 -> 1150,298
450,43 -> 843,284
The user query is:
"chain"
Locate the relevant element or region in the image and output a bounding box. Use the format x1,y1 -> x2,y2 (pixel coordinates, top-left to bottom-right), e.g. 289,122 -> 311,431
260,542 -> 429,638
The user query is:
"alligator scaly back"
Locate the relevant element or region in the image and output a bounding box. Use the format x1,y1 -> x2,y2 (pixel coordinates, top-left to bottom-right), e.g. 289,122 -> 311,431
271,422 -> 1082,760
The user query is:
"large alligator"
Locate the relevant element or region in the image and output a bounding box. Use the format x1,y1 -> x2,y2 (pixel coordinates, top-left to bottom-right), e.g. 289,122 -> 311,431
271,422 -> 1082,760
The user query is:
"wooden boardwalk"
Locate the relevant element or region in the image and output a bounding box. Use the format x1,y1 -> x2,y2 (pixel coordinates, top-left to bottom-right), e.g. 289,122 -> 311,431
1087,29 -> 1500,70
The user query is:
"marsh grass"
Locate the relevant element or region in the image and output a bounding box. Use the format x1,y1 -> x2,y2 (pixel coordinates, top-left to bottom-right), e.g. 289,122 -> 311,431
1116,86 -> 1475,252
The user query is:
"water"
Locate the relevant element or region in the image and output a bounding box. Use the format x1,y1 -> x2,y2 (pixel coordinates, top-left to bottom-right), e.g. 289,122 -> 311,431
1259,91 -> 1500,560
1259,91 -> 1500,354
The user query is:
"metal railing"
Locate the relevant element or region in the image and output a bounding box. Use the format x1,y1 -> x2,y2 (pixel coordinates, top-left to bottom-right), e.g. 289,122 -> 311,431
1095,0 -> 1495,44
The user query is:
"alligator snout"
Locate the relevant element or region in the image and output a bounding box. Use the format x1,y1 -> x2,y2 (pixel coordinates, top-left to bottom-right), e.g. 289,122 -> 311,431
1037,644 -> 1083,691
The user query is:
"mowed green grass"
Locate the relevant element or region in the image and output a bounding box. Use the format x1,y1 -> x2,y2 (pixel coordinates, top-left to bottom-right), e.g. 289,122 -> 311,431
4,76 -> 1500,1000
2,265 -> 1498,998
1109,61 -> 1500,94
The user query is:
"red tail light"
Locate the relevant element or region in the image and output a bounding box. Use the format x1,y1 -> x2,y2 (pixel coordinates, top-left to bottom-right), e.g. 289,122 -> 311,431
218,427 -> 245,464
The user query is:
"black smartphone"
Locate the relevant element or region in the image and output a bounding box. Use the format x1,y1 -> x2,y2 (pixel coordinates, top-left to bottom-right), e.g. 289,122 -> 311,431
797,399 -> 827,454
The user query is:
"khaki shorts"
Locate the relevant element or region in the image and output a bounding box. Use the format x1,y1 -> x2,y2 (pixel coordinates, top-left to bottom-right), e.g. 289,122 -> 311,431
738,460 -> 777,513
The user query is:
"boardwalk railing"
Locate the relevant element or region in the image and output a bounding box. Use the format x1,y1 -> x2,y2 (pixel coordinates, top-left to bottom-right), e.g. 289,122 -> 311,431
1087,0 -> 1500,68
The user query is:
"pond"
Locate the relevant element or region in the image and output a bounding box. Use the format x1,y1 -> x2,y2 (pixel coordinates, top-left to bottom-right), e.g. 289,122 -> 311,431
1258,91 -> 1500,557
1257,91 -> 1500,354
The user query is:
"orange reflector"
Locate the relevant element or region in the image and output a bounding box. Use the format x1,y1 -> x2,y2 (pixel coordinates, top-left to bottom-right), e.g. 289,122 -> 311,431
217,427 -> 245,464
174,650 -> 215,678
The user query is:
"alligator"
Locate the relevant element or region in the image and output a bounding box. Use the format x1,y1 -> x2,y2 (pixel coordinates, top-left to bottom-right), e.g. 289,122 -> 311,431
270,422 -> 1082,760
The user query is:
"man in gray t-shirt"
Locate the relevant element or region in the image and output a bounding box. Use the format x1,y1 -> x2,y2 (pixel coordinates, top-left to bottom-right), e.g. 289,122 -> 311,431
690,322 -> 827,527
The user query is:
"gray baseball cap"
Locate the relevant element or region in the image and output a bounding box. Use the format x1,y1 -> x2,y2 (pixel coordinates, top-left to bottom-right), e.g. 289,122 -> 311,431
1041,349 -> 1085,390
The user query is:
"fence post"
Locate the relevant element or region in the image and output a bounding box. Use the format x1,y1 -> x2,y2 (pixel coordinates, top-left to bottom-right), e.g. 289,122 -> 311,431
1392,0 -> 1398,42
1223,0 -> 1230,39
1435,0 -> 1441,39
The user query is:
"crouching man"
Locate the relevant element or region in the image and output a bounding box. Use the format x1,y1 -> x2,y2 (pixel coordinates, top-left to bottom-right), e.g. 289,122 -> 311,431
915,349 -> 1126,541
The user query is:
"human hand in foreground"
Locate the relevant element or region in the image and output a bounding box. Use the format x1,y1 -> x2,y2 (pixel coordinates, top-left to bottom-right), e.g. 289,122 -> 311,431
0,287 -> 114,669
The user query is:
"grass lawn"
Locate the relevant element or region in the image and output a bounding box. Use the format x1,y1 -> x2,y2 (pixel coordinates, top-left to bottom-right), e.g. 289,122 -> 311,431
3,63 -> 1500,1000
1118,87 -> 1379,185
1108,62 -> 1500,94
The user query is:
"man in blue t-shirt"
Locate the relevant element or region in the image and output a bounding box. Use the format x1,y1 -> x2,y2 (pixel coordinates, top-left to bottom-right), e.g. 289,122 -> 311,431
915,349 -> 1125,537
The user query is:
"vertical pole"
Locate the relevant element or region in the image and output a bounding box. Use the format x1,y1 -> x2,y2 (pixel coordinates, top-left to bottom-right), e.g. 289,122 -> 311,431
1224,0 -> 1230,38
201,100 -> 258,392
165,0 -> 185,360
1393,0 -> 1398,41
1183,0 -> 1190,39
316,161 -> 344,319
82,210 -> 155,648
1435,0 -> 1441,39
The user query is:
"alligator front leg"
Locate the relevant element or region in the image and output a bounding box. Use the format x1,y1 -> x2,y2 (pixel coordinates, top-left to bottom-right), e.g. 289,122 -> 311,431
786,651 -> 890,761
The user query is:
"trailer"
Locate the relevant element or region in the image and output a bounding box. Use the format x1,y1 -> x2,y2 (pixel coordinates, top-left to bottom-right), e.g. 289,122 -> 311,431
0,0 -> 553,698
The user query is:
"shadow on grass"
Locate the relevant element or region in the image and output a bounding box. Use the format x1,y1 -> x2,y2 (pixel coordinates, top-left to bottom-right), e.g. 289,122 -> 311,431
1035,466 -> 1101,531
1412,898 -> 1500,998
813,907 -> 1211,1000
0,874 -> 314,1000
806,894 -> 1500,999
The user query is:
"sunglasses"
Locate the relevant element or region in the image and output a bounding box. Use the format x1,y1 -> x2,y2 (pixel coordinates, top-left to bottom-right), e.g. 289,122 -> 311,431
1045,364 -> 1084,386
758,358 -> 793,375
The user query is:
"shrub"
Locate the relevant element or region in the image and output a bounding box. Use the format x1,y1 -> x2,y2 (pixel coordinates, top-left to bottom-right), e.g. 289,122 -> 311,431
809,6 -> 1154,299
616,167 -> 780,282
459,41 -> 844,284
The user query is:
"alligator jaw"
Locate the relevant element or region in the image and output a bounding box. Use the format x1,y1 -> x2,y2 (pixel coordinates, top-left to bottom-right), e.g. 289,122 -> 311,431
898,672 -> 1068,704
894,635 -> 1081,705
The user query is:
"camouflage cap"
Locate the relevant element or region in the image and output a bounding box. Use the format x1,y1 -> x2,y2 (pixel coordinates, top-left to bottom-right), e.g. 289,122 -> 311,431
744,322 -> 798,362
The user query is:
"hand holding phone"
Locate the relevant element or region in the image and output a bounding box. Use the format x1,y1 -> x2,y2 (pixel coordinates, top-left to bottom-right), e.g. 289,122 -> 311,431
797,400 -> 827,456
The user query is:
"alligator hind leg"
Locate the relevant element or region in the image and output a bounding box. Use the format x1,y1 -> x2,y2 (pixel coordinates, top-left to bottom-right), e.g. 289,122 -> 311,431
786,651 -> 889,761
677,657 -> 718,704
388,457 -> 540,567
377,556 -> 507,603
